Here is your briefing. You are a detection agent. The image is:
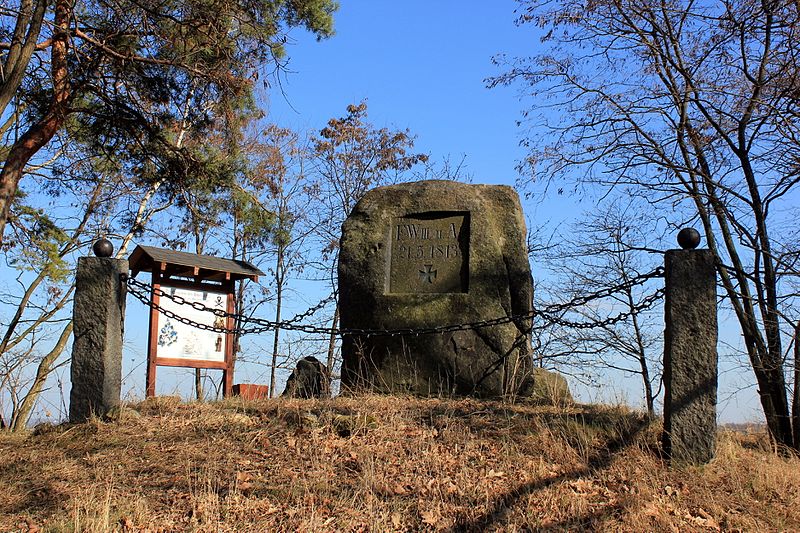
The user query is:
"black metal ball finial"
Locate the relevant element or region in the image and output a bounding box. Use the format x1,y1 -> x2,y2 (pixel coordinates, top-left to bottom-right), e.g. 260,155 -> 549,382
93,238 -> 114,258
677,228 -> 701,250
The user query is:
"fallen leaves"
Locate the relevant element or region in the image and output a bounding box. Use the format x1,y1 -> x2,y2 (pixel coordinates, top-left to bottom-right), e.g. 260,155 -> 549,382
420,509 -> 440,525
690,508 -> 722,531
392,482 -> 408,495
486,469 -> 506,479
420,508 -> 452,530
391,512 -> 402,528
20,518 -> 40,533
0,396 -> 796,533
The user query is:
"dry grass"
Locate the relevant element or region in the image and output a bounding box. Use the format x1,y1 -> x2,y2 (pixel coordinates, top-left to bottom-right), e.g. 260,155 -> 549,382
0,395 -> 798,532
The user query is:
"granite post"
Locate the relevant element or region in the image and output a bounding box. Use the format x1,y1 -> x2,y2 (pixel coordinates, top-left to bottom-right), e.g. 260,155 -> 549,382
662,248 -> 718,465
69,256 -> 127,422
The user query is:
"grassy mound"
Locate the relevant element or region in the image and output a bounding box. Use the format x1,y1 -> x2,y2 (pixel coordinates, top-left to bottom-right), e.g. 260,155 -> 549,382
1,395 -> 797,531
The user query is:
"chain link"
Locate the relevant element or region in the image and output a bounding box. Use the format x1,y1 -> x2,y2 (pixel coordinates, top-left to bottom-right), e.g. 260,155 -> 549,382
283,293 -> 336,324
533,288 -> 666,330
125,266 -> 665,337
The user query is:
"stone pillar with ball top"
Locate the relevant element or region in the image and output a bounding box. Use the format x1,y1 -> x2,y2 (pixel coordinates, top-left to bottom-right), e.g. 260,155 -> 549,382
69,239 -> 127,422
662,228 -> 718,465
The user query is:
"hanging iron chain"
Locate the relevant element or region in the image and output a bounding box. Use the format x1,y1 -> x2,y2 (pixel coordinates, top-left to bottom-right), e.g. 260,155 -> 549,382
126,278 -> 347,336
535,267 -> 664,316
533,287 -> 666,330
126,279 -> 271,335
283,292 -> 336,324
125,266 -> 665,337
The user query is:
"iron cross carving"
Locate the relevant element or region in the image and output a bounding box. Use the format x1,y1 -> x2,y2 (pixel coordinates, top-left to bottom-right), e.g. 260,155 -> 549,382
419,264 -> 437,284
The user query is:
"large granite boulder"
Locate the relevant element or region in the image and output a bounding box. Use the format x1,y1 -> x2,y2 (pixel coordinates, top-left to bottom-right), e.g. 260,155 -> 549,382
339,180 -> 545,399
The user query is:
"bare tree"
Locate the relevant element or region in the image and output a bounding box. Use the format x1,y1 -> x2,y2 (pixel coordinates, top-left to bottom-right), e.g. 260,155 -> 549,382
492,0 -> 800,448
537,205 -> 664,416
232,125 -> 318,398
308,102 -> 429,377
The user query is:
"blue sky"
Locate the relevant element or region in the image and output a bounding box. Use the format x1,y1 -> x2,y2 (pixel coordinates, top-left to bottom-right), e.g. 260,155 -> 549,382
263,1 -> 535,189
86,1 -> 762,423
0,2 -> 767,426
246,1 -> 763,423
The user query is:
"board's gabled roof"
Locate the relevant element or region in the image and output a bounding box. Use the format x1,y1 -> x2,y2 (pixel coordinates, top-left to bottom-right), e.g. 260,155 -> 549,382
128,245 -> 264,282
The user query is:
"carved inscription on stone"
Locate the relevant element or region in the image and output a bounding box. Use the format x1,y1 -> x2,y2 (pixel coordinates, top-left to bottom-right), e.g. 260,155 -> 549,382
388,213 -> 469,294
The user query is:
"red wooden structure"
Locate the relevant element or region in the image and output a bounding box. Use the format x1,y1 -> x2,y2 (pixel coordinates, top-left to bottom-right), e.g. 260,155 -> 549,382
128,245 -> 263,398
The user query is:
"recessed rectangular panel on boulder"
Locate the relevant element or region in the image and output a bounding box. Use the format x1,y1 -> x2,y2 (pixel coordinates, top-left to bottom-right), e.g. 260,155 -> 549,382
388,212 -> 469,294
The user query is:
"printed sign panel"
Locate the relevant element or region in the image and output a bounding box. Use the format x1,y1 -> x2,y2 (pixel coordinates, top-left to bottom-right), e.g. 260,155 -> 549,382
156,286 -> 227,362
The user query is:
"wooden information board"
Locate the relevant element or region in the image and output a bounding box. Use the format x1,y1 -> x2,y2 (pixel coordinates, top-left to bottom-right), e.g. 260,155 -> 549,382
128,245 -> 263,398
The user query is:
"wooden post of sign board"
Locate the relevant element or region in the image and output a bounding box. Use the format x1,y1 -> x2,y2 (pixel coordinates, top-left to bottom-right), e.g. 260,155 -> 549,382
145,267 -> 163,398
222,279 -> 235,397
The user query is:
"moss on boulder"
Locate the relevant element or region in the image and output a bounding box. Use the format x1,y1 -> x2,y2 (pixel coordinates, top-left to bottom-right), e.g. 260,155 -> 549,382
339,180 -> 569,403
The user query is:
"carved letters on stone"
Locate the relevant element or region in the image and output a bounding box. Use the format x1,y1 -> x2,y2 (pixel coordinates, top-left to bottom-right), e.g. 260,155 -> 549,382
387,212 -> 469,294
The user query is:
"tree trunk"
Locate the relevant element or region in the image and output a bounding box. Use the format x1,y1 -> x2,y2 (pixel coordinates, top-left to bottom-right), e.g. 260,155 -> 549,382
0,0 -> 46,117
194,369 -> 203,401
0,0 -> 72,246
326,304 -> 340,381
737,147 -> 792,448
629,298 -> 654,418
689,136 -> 793,449
269,248 -> 284,398
0,271 -> 48,355
793,321 -> 800,449
192,226 -> 205,401
10,322 -> 73,431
